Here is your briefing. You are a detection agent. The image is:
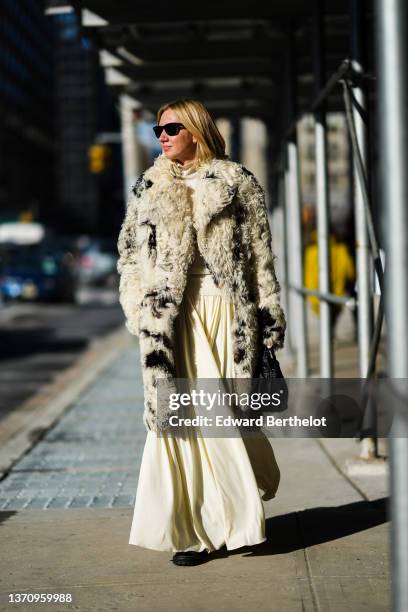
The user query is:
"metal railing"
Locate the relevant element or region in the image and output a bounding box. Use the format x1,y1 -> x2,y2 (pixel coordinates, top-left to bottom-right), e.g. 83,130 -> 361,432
282,57 -> 384,381
280,1 -> 385,464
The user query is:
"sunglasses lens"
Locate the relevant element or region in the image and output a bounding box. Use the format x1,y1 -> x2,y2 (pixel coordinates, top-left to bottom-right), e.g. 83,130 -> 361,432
153,125 -> 163,138
165,124 -> 179,136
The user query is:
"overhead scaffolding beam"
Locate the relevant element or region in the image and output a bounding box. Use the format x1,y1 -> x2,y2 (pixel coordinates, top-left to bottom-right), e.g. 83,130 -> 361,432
117,59 -> 279,81
87,29 -> 352,63
71,0 -> 353,25
125,85 -> 276,104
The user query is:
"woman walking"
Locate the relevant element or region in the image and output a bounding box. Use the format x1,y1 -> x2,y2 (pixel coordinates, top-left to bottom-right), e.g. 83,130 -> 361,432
117,99 -> 285,565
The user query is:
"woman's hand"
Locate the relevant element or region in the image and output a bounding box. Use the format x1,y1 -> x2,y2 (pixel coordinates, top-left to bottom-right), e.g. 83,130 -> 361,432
264,326 -> 285,350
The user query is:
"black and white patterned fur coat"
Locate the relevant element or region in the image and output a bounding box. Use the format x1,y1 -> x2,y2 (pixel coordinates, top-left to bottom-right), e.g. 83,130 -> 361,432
117,153 -> 286,431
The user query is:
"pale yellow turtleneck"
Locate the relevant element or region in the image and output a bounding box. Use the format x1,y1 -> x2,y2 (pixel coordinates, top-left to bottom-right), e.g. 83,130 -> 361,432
177,162 -> 208,275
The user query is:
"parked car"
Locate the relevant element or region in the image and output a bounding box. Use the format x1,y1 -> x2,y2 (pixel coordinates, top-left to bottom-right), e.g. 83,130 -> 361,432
0,242 -> 78,303
76,237 -> 117,286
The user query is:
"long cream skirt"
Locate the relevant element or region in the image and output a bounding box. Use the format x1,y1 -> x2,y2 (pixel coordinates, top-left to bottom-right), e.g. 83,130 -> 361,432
129,273 -> 280,553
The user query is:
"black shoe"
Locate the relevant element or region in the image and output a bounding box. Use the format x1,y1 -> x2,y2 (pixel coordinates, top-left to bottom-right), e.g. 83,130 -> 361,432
172,550 -> 209,566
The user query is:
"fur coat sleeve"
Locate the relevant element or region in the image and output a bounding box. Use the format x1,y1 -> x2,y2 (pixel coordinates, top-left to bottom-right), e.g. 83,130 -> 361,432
116,179 -> 144,336
239,170 -> 286,350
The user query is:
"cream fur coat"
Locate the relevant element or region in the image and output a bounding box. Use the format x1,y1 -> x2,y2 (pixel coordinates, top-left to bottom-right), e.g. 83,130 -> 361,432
117,154 -> 286,431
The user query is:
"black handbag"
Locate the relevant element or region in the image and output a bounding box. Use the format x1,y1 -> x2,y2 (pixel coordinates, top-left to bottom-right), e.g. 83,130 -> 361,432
252,346 -> 289,413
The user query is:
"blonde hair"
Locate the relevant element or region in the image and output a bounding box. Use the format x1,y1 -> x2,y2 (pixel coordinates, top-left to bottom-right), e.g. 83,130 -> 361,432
157,98 -> 226,163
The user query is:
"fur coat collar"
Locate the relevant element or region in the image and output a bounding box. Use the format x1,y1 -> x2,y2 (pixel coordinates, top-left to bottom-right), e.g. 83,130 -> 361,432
140,153 -> 241,230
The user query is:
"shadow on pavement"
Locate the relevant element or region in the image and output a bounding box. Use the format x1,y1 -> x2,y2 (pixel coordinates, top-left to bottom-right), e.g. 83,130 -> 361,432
0,511 -> 18,525
211,497 -> 388,559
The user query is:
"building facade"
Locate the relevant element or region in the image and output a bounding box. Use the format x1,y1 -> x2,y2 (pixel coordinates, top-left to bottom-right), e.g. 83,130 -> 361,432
0,0 -> 56,223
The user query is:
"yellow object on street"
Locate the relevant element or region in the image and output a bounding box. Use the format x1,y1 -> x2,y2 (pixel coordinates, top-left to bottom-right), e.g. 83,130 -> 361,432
304,233 -> 355,315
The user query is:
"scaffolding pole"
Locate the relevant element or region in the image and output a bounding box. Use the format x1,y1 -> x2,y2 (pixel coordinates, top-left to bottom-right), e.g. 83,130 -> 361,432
284,151 -> 298,353
375,1 -> 408,611
285,26 -> 308,377
350,0 -> 375,459
350,0 -> 374,379
279,167 -> 295,357
313,0 -> 333,377
119,94 -> 144,201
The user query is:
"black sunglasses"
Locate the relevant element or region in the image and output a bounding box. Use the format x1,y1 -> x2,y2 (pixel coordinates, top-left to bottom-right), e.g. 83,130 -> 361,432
153,122 -> 186,138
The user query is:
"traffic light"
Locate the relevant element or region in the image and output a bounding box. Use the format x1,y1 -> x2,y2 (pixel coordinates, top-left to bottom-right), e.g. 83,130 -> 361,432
18,211 -> 34,222
88,144 -> 110,174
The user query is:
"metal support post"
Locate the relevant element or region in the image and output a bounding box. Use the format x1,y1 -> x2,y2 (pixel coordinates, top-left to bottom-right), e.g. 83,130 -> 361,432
350,0 -> 374,378
284,150 -> 298,353
285,26 -> 308,377
287,139 -> 308,376
313,0 -> 333,377
376,1 -> 408,610
119,94 -> 144,202
350,0 -> 375,459
279,166 -> 295,356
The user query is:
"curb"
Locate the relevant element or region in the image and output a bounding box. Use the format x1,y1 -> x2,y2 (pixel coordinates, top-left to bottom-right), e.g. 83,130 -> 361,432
0,326 -> 133,478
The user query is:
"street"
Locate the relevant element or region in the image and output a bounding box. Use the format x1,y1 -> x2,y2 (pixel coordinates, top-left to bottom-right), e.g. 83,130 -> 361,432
0,287 -> 124,422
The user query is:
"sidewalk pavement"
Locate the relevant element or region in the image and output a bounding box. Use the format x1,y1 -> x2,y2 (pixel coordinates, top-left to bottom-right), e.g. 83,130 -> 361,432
0,322 -> 390,612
